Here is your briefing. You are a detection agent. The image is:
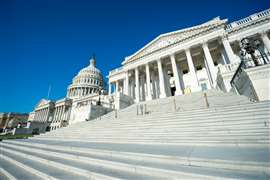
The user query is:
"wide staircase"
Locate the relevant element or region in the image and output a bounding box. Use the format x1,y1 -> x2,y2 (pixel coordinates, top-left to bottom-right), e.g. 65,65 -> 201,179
1,90 -> 270,179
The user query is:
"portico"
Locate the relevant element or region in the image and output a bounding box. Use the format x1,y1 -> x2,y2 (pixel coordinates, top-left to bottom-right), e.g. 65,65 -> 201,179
108,10 -> 270,103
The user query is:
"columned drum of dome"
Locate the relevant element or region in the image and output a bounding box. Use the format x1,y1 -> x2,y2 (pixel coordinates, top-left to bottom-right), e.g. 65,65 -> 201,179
67,56 -> 104,99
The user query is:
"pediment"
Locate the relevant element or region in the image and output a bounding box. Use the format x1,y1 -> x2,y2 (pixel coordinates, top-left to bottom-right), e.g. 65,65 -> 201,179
35,99 -> 50,108
123,17 -> 227,64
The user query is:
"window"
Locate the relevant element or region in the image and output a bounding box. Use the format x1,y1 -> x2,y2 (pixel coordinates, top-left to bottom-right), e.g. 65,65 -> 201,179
183,69 -> 188,74
201,83 -> 208,91
196,66 -> 202,70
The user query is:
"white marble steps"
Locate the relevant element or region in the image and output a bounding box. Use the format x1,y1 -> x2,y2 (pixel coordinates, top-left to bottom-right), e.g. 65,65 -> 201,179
1,91 -> 269,179
0,142 -> 234,180
62,100 -> 268,130
43,101 -> 270,133
38,110 -> 269,139
2,140 -> 269,179
67,101 -> 270,127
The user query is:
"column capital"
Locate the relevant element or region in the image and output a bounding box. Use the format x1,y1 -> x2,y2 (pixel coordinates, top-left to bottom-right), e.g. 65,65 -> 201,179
220,33 -> 229,40
260,30 -> 269,36
201,40 -> 209,47
184,47 -> 191,53
169,53 -> 176,59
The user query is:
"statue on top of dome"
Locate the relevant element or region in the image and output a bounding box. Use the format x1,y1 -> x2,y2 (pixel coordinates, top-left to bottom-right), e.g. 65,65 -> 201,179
90,53 -> 96,67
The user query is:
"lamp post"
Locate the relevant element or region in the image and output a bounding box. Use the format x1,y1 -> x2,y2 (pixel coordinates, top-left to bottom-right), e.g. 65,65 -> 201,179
254,39 -> 268,64
97,88 -> 102,106
240,37 -> 267,66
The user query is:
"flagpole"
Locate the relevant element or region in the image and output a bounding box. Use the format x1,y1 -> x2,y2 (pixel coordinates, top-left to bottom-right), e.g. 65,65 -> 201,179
47,85 -> 51,99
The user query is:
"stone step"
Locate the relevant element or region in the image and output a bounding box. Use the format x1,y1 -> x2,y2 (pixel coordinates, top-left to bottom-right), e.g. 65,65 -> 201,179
118,98 -> 252,114
3,141 -> 269,179
47,118 -> 269,135
31,137 -> 269,147
76,106 -> 270,125
45,131 -> 269,138
0,151 -> 58,180
50,111 -> 270,131
6,140 -> 270,177
65,101 -> 269,129
1,142 -> 238,180
0,145 -> 123,180
19,137 -> 270,147
65,116 -> 269,130
56,128 -> 269,136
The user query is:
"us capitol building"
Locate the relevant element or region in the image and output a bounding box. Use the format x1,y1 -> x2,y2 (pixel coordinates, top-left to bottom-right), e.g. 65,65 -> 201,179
28,8 -> 270,134
28,56 -> 115,133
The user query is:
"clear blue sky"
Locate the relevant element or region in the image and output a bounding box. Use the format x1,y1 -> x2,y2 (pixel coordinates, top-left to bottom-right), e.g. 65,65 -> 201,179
0,0 -> 269,113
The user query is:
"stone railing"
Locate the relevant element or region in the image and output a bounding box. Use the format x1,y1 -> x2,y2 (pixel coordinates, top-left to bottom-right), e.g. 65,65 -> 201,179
217,62 -> 240,74
226,8 -> 270,30
109,66 -> 124,75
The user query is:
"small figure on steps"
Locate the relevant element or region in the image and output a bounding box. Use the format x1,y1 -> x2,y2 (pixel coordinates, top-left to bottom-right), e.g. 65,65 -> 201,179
168,71 -> 176,96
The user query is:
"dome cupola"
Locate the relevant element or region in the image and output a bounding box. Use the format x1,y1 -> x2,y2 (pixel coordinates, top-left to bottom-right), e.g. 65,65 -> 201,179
67,55 -> 104,98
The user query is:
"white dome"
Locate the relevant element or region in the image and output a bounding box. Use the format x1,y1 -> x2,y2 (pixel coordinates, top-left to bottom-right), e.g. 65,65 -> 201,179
67,57 -> 104,98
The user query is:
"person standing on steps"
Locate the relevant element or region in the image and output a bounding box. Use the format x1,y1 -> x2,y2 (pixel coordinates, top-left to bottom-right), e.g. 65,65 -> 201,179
168,71 -> 176,96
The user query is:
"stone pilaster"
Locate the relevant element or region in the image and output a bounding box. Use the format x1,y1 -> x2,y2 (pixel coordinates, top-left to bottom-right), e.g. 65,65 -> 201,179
261,31 -> 270,52
202,42 -> 216,87
157,58 -> 166,98
145,63 -> 152,100
222,36 -> 238,63
185,48 -> 199,91
135,67 -> 140,102
170,54 -> 182,95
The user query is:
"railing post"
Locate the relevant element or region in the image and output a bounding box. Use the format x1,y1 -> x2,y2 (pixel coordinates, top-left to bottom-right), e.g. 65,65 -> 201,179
114,109 -> 117,118
144,104 -> 147,115
173,97 -> 176,112
203,93 -> 209,108
140,104 -> 144,115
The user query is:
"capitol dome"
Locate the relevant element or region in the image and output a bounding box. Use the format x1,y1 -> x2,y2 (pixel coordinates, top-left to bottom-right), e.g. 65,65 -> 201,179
67,56 -> 104,98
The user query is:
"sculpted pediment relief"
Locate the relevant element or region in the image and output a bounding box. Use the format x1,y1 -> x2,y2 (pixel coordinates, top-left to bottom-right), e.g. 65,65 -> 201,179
123,17 -> 226,64
36,99 -> 50,108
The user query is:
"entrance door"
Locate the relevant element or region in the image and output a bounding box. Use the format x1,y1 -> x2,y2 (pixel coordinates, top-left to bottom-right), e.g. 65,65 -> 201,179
201,83 -> 208,91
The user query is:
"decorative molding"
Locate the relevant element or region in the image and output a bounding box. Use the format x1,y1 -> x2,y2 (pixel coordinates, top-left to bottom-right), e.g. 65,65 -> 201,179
123,18 -> 227,65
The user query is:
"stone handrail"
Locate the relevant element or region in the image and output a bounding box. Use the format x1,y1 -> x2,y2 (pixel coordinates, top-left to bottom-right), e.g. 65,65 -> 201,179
230,60 -> 245,86
109,66 -> 124,75
218,62 -> 240,74
226,8 -> 270,30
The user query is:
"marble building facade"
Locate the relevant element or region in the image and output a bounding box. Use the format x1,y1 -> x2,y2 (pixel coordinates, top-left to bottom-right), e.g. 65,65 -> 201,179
108,9 -> 270,102
27,9 -> 270,134
28,57 -> 112,133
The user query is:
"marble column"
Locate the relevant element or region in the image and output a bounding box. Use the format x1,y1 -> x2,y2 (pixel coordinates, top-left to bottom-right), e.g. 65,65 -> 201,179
202,42 -> 216,87
54,107 -> 58,121
125,71 -> 129,96
45,108 -> 49,122
151,72 -> 157,99
185,48 -> 199,91
42,109 -> 45,122
108,82 -> 111,95
135,67 -> 140,102
57,107 -> 60,120
115,81 -> 119,93
222,36 -> 237,63
61,106 -> 65,120
157,58 -> 166,98
145,63 -> 152,100
261,31 -> 270,52
170,54 -> 182,95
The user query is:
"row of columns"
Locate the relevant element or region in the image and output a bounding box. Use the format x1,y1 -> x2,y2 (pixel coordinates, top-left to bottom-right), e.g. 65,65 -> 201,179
34,107 -> 49,122
68,87 -> 99,97
111,41 -> 220,102
109,31 -> 270,102
52,105 -> 67,122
